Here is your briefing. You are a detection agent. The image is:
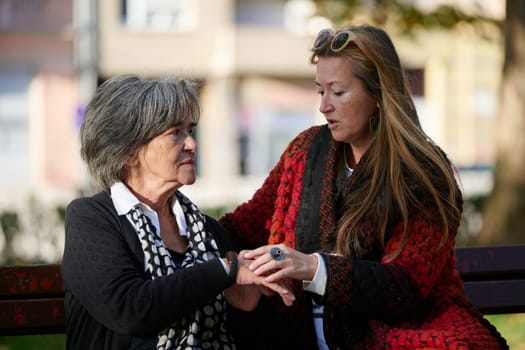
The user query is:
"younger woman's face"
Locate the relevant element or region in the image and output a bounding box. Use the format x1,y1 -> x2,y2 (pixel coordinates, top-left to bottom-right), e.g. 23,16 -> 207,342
315,56 -> 377,148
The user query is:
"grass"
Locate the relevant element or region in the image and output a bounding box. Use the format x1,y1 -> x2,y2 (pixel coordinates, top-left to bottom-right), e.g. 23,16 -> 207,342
0,334 -> 65,350
486,313 -> 525,349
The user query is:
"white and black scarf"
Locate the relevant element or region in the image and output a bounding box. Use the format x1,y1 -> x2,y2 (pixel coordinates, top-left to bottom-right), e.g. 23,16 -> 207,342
127,191 -> 235,350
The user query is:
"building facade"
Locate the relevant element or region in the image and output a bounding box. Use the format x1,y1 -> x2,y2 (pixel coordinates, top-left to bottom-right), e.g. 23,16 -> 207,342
0,0 -> 503,210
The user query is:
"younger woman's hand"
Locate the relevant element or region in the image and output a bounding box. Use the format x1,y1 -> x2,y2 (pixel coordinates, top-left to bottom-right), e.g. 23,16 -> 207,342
242,245 -> 318,283
224,255 -> 295,311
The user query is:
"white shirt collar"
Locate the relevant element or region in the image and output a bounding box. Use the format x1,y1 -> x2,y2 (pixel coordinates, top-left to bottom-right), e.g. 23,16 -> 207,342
110,182 -> 188,236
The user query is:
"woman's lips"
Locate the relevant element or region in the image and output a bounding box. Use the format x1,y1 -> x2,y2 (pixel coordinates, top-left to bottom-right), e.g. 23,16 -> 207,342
179,159 -> 194,166
326,119 -> 338,129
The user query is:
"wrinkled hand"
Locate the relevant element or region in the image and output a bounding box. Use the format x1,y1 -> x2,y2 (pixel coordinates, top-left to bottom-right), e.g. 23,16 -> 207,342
224,254 -> 295,311
241,244 -> 318,283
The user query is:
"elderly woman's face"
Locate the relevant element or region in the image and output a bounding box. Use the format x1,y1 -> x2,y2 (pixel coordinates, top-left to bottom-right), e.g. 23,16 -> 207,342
315,56 -> 377,147
132,117 -> 197,189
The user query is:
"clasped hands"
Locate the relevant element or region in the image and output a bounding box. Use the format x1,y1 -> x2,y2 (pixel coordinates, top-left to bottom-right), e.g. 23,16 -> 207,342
224,244 -> 318,312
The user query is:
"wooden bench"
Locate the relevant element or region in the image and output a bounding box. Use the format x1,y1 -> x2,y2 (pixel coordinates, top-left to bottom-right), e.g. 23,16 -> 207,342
455,244 -> 525,314
1,245 -> 524,336
0,264 -> 64,335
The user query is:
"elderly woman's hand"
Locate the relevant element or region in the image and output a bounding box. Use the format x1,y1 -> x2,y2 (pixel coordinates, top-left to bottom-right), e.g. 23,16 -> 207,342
224,254 -> 295,311
241,245 -> 319,283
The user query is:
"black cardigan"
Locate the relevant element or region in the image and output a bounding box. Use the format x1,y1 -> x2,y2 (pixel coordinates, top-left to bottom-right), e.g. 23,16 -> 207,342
61,190 -> 233,350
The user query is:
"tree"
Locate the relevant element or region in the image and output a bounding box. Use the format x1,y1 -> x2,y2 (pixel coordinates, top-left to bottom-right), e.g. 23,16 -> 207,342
313,0 -> 496,34
479,0 -> 525,244
312,0 -> 525,244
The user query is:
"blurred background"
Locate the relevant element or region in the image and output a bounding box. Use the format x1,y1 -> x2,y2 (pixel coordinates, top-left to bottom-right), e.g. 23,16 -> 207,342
0,0 -> 524,348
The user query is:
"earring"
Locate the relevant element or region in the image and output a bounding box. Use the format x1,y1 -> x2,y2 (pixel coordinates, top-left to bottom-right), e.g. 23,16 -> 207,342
369,115 -> 379,132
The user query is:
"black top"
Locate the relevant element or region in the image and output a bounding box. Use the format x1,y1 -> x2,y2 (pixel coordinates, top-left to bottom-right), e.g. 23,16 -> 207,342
61,190 -> 233,350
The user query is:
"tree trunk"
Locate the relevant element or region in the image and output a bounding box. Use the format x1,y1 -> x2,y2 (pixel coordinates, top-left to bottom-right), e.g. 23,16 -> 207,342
478,0 -> 525,245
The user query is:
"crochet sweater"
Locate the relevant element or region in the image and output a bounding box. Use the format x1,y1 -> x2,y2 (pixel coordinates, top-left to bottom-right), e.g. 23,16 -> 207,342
221,125 -> 508,350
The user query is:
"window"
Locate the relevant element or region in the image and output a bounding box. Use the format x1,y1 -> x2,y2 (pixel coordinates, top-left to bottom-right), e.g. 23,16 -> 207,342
121,0 -> 197,32
244,109 -> 313,175
237,78 -> 317,176
235,0 -> 285,26
0,72 -> 30,187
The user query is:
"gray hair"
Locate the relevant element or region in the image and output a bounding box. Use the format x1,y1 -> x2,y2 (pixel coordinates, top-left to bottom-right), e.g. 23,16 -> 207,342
80,75 -> 201,190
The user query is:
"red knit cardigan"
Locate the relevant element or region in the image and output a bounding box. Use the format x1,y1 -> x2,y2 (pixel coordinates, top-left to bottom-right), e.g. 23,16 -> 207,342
221,125 -> 508,350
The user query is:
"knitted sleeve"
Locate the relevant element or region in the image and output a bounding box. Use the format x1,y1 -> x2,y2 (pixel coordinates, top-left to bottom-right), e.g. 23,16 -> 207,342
322,210 -> 457,318
62,197 -> 231,336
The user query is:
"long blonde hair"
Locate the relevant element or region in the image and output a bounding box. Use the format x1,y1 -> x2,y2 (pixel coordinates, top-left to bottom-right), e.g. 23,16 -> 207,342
311,25 -> 462,261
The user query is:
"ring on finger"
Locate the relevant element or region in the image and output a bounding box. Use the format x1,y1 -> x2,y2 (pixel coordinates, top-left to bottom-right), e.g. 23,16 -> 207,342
270,247 -> 285,261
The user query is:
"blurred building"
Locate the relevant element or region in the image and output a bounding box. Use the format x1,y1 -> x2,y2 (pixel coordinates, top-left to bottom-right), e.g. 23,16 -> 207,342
0,0 -> 80,207
0,0 -> 504,211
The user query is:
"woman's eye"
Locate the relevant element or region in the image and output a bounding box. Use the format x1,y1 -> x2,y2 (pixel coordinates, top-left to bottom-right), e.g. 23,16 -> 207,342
317,90 -> 324,96
171,127 -> 195,137
334,91 -> 344,96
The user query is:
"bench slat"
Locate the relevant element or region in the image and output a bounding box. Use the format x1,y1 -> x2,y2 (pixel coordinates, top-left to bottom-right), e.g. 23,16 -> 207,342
463,279 -> 525,314
0,298 -> 65,335
0,244 -> 524,336
456,245 -> 525,281
0,264 -> 63,299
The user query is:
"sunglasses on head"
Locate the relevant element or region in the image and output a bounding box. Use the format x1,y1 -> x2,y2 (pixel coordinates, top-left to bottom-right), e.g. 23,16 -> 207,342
313,29 -> 357,52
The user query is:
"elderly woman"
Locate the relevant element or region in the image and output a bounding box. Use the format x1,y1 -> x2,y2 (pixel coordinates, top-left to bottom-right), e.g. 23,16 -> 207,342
61,75 -> 293,350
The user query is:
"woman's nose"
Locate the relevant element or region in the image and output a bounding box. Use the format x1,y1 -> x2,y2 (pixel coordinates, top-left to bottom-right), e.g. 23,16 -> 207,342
319,96 -> 334,114
184,135 -> 197,152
